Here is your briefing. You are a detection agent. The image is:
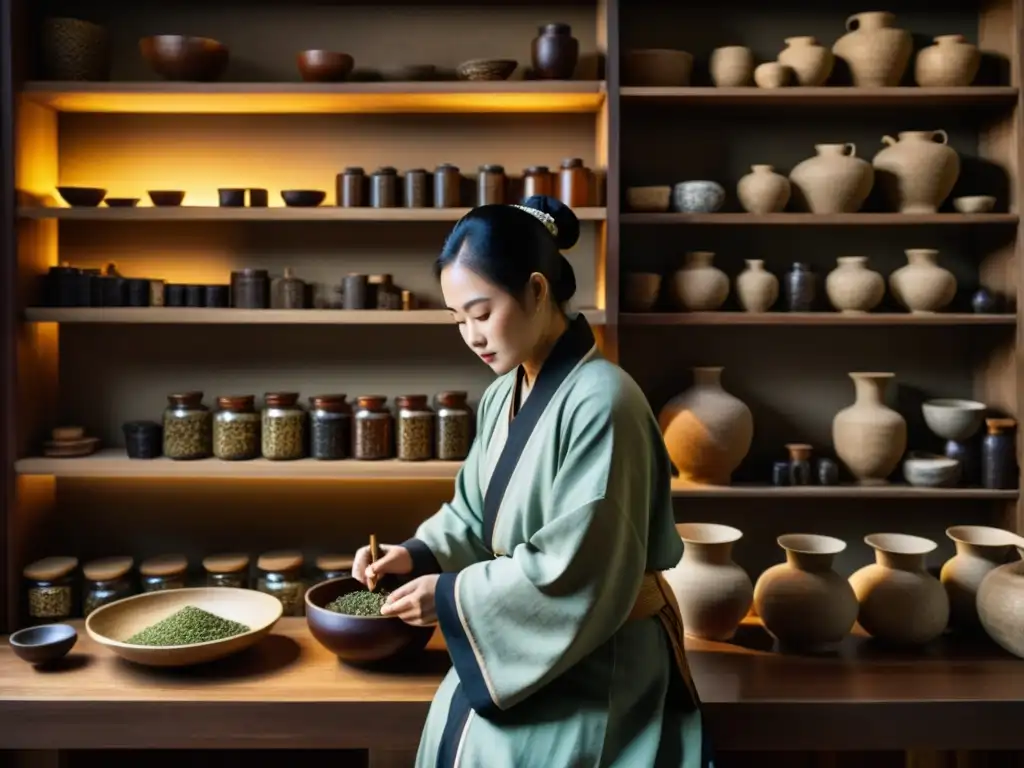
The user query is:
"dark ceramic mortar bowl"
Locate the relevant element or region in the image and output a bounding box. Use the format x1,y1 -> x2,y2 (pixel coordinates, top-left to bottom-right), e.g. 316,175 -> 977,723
57,186 -> 107,207
9,623 -> 78,664
281,189 -> 326,207
305,577 -> 433,665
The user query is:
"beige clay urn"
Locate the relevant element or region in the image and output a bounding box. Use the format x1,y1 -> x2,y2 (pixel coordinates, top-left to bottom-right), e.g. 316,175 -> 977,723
977,541 -> 1024,659
872,130 -> 960,214
825,256 -> 885,313
941,525 -> 1020,631
832,11 -> 912,87
789,143 -> 874,214
737,164 -> 790,214
709,46 -> 754,87
777,36 -> 834,86
670,251 -> 729,311
736,259 -> 779,312
915,35 -> 980,87
832,372 -> 906,484
889,248 -> 957,313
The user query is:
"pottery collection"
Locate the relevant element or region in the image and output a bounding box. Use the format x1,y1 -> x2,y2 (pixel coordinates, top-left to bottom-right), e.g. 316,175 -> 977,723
671,251 -> 729,311
737,165 -> 791,214
825,257 -> 884,313
888,249 -> 957,313
735,259 -> 779,312
832,372 -> 906,484
832,11 -> 913,87
873,131 -> 960,214
789,143 -> 874,214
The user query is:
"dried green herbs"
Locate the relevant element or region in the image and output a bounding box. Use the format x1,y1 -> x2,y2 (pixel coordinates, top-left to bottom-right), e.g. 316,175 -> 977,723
326,589 -> 390,617
125,605 -> 250,646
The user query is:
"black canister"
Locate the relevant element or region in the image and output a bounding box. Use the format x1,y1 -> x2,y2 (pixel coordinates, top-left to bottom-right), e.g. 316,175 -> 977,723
531,23 -> 579,80
785,262 -> 816,312
771,461 -> 790,486
86,270 -> 104,306
184,284 -> 204,307
434,163 -> 461,208
231,269 -> 270,309
126,278 -> 150,307
982,418 -> 1018,489
248,188 -> 269,207
404,168 -> 429,208
46,265 -> 81,307
100,276 -> 126,307
123,420 -> 162,459
205,285 -> 229,307
337,167 -> 366,207
816,458 -> 839,485
166,284 -> 186,307
219,188 -> 245,207
343,273 -> 370,310
370,167 -> 398,208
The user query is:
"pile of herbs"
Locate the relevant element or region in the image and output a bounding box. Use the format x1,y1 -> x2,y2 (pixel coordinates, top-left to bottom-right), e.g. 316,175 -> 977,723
326,589 -> 390,617
125,605 -> 250,646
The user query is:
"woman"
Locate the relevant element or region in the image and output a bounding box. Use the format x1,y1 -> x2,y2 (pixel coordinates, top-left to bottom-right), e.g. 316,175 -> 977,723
353,195 -> 710,768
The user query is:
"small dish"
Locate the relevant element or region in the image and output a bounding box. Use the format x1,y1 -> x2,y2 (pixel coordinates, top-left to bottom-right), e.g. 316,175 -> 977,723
953,195 -> 996,214
297,50 -> 354,83
218,188 -> 246,207
281,189 -> 326,207
140,35 -> 229,82
626,185 -> 672,212
105,197 -> 140,207
148,190 -> 186,207
56,186 -> 107,207
903,451 -> 961,488
9,623 -> 78,665
456,58 -> 517,81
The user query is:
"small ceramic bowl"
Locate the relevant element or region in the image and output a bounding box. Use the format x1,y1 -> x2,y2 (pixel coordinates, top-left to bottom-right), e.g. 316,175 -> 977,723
105,197 -> 140,207
218,188 -> 246,207
297,50 -> 354,83
673,181 -> 725,213
148,190 -> 186,207
953,195 -> 996,214
57,186 -> 107,207
903,451 -> 961,488
281,189 -> 326,207
9,623 -> 77,665
456,59 -> 517,81
626,186 -> 672,212
922,398 -> 987,441
140,35 -> 229,82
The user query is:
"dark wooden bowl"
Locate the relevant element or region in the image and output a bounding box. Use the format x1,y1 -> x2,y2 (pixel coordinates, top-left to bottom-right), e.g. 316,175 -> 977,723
305,577 -> 433,665
456,58 -> 517,81
281,189 -> 326,207
9,623 -> 77,664
105,197 -> 140,207
148,190 -> 186,207
140,35 -> 229,82
297,50 -> 354,82
57,186 -> 106,207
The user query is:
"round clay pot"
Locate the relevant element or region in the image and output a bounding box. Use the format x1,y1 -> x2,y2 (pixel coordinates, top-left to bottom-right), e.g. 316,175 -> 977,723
832,11 -> 912,87
737,164 -> 791,214
789,143 -> 874,214
658,366 -> 753,485
832,372 -> 906,484
915,35 -> 980,87
622,272 -> 662,312
662,523 -> 753,641
709,46 -> 754,87
849,533 -> 950,646
754,62 -> 790,89
825,256 -> 884,313
977,544 -> 1024,658
777,36 -> 834,86
941,525 -> 1020,631
670,251 -> 729,311
872,130 -> 960,214
889,249 -> 957,314
753,533 -> 858,652
736,259 -> 779,312
531,23 -> 579,80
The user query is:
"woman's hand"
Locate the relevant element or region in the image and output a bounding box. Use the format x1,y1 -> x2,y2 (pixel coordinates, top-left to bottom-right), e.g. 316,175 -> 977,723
380,575 -> 439,626
352,543 -> 413,590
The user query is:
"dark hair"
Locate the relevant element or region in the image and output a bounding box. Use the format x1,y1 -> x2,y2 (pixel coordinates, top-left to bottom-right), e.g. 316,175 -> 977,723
434,194 -> 580,305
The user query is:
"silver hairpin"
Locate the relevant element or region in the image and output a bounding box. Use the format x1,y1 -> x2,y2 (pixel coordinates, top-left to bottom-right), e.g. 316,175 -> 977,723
511,204 -> 559,238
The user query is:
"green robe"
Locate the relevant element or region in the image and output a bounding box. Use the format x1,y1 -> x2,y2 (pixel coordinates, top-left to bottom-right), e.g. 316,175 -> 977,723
402,314 -> 710,768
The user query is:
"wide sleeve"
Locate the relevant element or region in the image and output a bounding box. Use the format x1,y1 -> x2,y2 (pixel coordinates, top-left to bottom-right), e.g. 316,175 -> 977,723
433,380 -> 661,717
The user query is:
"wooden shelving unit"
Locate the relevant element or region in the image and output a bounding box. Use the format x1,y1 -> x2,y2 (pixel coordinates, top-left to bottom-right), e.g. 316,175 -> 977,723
620,212 -> 1020,225
18,205 -> 608,221
620,85 -> 1020,107
620,312 -> 1016,327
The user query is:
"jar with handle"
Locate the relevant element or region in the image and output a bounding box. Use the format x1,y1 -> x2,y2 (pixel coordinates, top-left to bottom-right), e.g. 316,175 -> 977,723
788,143 -> 874,214
872,130 -> 960,214
831,11 -> 912,87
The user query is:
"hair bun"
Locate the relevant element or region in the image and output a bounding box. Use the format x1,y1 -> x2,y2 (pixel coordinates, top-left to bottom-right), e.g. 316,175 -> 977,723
521,194 -> 580,251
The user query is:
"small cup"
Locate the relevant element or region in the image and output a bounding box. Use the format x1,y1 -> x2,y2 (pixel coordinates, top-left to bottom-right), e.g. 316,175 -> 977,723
9,623 -> 77,665
204,285 -> 229,307
248,188 -> 269,207
218,188 -> 246,207
124,420 -> 162,459
165,284 -> 186,307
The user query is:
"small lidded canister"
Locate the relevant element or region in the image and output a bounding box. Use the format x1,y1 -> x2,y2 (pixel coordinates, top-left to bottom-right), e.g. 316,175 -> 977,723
353,395 -> 393,460
204,553 -> 251,589
436,391 -> 473,461
370,167 -> 399,208
477,164 -> 506,206
83,556 -> 134,616
140,554 -> 188,593
24,556 -> 78,622
404,168 -> 429,208
434,163 -> 461,207
523,166 -> 554,198
558,157 -> 591,207
213,394 -> 260,461
396,394 -> 435,461
337,166 -> 366,207
315,553 -> 355,583
256,550 -> 305,617
309,394 -> 352,460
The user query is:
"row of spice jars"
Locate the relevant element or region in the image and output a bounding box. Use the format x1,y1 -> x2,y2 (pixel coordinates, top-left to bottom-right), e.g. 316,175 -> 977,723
335,159 -> 597,209
22,550 -> 356,621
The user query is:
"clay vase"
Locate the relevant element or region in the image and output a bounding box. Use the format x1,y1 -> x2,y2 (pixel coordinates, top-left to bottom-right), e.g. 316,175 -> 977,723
737,164 -> 791,214
777,36 -> 834,86
941,525 -> 1019,631
736,259 -> 779,313
658,366 -> 753,485
832,372 -> 907,484
832,11 -> 912,87
825,256 -> 885,313
889,249 -> 957,313
753,534 -> 858,652
849,533 -> 950,646
789,143 -> 874,214
531,23 -> 579,80
754,62 -> 790,89
670,251 -> 729,311
872,130 -> 960,214
915,35 -> 980,87
662,523 -> 753,641
709,46 -> 754,87
977,544 -> 1024,659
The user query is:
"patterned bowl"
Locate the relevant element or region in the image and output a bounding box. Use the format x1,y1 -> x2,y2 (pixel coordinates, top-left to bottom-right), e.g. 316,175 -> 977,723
456,58 -> 517,81
673,181 -> 725,213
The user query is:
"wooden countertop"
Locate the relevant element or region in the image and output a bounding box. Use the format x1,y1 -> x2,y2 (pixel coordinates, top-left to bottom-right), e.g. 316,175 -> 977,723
1,617 -> 1022,752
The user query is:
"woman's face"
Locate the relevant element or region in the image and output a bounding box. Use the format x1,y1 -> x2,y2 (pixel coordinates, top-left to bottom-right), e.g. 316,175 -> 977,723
441,260 -> 544,376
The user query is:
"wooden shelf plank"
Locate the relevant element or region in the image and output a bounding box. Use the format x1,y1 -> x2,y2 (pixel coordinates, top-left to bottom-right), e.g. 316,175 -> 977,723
24,307 -> 607,325
671,480 -> 1018,499
621,312 -> 1016,326
20,81 -> 607,114
17,206 -> 608,222
620,86 -> 1020,107
620,213 -> 1019,225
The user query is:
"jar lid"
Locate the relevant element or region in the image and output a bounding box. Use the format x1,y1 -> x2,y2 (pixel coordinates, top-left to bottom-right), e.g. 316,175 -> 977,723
218,395 -> 256,411
356,395 -> 388,409
167,391 -> 204,407
540,22 -> 572,35
123,419 -> 161,433
309,394 -> 350,411
561,157 -> 584,168
24,556 -> 78,581
316,553 -> 355,571
368,274 -> 393,285
264,392 -> 300,408
435,163 -> 459,171
405,168 -> 428,174
524,165 -> 550,174
986,417 -> 1017,434
257,550 -> 303,573
203,553 -> 250,574
343,166 -> 365,174
231,268 -> 269,278
83,555 -> 134,581
374,166 -> 397,175
479,164 -> 505,173
437,390 -> 469,406
397,394 -> 429,409
140,554 -> 188,577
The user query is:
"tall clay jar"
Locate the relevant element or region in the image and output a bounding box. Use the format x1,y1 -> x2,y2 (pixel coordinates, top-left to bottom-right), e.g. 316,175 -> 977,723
788,143 -> 874,214
940,525 -> 1019,631
832,372 -> 907,484
832,11 -> 912,87
915,35 -> 980,87
531,23 -> 579,80
709,46 -> 754,87
849,533 -> 950,646
982,418 -> 1018,489
670,251 -> 729,311
872,130 -> 960,214
777,36 -> 834,86
825,256 -> 885,313
977,544 -> 1024,659
888,249 -> 956,313
662,523 -> 753,641
753,534 -> 858,652
735,259 -> 778,313
737,165 -> 790,214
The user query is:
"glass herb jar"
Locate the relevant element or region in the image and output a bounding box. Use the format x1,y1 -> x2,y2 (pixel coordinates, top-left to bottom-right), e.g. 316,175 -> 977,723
558,157 -> 591,207
230,268 -> 270,309
214,395 -> 261,461
436,391 -> 473,461
337,166 -> 365,207
83,556 -> 134,616
477,164 -> 506,206
370,167 -> 398,208
271,267 -> 306,309
315,554 -> 355,583
140,554 -> 188,592
309,394 -> 352,460
262,392 -> 306,461
353,395 -> 392,460
523,166 -> 554,198
404,168 -> 429,208
24,556 -> 78,622
396,394 -> 434,461
256,550 -> 305,616
203,553 -> 250,589
433,163 -> 461,207
163,391 -> 212,460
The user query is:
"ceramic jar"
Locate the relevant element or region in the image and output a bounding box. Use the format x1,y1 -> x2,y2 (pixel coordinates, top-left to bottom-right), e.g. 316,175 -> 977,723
658,366 -> 753,485
753,534 -> 858,652
915,35 -> 980,87
941,525 -> 1019,631
710,46 -> 754,87
849,533 -> 950,646
832,372 -> 906,484
662,523 -> 753,641
754,62 -> 790,89
977,544 -> 1024,658
784,263 -> 816,311
872,130 -> 960,214
982,417 -> 1018,490
670,251 -> 729,311
789,143 -> 874,214
777,36 -> 834,86
736,260 -> 779,312
673,181 -> 725,213
889,249 -> 957,313
737,165 -> 790,214
825,256 -> 885,313
832,11 -> 912,87
41,17 -> 110,81
531,23 -> 579,80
